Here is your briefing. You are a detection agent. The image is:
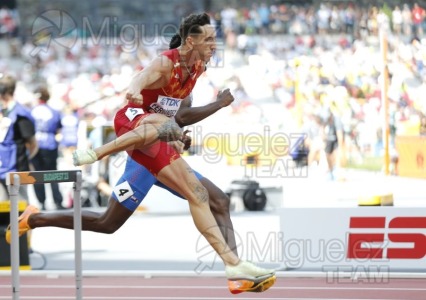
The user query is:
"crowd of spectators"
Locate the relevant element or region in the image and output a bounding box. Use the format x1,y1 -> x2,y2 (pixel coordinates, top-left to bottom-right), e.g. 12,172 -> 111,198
3,2 -> 426,42
215,2 -> 426,41
212,2 -> 426,168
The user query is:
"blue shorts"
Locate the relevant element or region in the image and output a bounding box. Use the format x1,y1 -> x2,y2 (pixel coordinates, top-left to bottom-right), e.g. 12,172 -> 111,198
111,156 -> 203,211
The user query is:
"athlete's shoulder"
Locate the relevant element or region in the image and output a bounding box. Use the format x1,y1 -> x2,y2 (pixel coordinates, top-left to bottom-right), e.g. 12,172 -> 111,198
160,48 -> 179,61
149,51 -> 175,73
153,49 -> 177,70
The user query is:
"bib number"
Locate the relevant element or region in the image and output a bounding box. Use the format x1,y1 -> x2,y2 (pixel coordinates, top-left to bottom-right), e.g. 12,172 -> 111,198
125,107 -> 144,121
113,181 -> 134,202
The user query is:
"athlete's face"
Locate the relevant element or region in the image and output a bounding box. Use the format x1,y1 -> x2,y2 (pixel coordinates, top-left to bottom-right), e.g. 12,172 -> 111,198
189,25 -> 216,63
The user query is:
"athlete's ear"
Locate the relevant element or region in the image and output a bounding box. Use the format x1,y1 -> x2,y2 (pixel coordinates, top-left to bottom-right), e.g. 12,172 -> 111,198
186,36 -> 194,47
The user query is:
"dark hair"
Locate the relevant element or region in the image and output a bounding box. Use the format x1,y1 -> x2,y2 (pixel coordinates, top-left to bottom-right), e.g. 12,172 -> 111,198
34,86 -> 50,102
169,34 -> 181,49
0,74 -> 16,97
169,12 -> 211,49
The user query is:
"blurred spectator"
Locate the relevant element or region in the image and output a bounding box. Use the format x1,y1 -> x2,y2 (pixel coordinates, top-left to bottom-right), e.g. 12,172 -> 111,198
0,6 -> 18,38
0,74 -> 38,201
368,7 -> 379,36
344,5 -> 356,36
221,5 -> 238,36
402,4 -> 413,37
420,113 -> 426,136
392,6 -> 403,35
317,4 -> 331,35
303,112 -> 324,167
59,106 -> 80,159
258,3 -> 271,34
323,109 -> 344,180
411,3 -> 425,37
30,86 -> 65,210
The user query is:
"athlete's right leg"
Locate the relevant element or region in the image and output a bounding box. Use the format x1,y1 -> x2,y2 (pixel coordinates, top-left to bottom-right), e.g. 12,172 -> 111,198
73,113 -> 182,166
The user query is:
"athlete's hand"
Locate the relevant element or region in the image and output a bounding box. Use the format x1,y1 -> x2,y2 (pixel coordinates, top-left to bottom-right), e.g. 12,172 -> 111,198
216,88 -> 234,108
168,140 -> 185,154
180,130 -> 192,151
126,83 -> 143,105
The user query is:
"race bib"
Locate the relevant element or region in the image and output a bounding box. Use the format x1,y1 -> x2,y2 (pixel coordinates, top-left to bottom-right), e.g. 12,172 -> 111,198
125,107 -> 144,121
149,95 -> 182,117
113,180 -> 134,202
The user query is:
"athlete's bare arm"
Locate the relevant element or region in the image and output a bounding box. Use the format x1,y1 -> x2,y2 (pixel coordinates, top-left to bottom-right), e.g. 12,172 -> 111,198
126,56 -> 174,104
174,88 -> 234,127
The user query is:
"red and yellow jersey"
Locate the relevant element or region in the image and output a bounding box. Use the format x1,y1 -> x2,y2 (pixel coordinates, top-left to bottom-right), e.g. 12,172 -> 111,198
114,49 -> 205,175
139,48 -> 204,117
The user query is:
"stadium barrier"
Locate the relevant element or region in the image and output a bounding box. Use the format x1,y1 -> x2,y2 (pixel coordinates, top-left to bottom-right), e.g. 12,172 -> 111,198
279,207 -> 426,276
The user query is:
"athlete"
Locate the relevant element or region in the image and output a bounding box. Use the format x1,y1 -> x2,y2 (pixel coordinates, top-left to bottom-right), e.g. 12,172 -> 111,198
6,13 -> 275,294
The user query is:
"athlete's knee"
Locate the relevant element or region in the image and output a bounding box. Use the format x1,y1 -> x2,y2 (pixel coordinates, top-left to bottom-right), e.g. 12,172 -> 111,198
98,220 -> 122,234
200,178 -> 231,214
101,226 -> 118,234
95,214 -> 124,234
189,182 -> 209,204
157,119 -> 182,142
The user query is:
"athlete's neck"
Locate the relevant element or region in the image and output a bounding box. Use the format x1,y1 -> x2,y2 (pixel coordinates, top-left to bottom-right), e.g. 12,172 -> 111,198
178,46 -> 200,68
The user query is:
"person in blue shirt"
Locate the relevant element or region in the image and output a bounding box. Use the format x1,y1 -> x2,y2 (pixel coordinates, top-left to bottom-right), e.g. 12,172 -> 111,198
0,74 -> 38,201
59,106 -> 79,156
30,86 -> 65,210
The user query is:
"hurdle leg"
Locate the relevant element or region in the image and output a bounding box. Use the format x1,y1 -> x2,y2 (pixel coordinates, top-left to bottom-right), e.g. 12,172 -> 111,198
7,170 -> 83,300
8,174 -> 21,300
73,171 -> 83,300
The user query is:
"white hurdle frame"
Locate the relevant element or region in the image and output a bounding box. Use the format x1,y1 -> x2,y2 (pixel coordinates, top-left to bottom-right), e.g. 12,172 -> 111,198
6,170 -> 82,300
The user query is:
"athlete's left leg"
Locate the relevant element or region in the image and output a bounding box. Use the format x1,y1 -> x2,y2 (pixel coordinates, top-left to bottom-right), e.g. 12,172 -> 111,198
26,198 -> 133,233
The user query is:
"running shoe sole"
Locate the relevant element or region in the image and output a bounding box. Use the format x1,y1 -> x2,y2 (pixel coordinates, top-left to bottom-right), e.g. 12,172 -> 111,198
228,273 -> 277,294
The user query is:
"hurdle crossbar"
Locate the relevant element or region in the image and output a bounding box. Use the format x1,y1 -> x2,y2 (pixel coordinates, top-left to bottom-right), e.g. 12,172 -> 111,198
6,170 -> 82,300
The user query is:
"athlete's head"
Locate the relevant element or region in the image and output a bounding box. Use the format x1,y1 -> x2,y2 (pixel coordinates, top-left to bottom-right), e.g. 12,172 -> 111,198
0,74 -> 16,100
169,13 -> 216,62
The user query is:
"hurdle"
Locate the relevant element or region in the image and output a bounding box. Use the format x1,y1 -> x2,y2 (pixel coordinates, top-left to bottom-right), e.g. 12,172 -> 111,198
6,170 -> 82,300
